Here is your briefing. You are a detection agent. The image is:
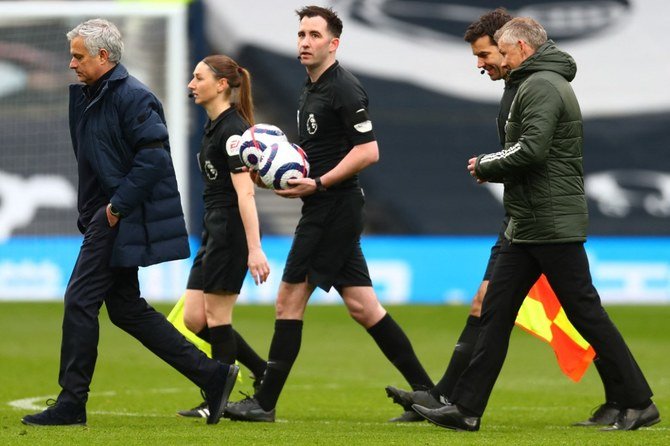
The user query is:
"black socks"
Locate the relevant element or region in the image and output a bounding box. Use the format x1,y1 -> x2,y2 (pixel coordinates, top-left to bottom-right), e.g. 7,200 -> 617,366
197,326 -> 267,379
209,324 -> 236,364
367,313 -> 433,390
234,330 -> 267,379
255,319 -> 303,411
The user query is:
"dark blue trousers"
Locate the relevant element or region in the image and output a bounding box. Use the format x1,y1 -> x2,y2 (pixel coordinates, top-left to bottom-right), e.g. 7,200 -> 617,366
57,205 -> 220,405
451,241 -> 653,416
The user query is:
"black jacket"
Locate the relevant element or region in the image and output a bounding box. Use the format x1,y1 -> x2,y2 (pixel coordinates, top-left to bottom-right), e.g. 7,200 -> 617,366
475,41 -> 587,243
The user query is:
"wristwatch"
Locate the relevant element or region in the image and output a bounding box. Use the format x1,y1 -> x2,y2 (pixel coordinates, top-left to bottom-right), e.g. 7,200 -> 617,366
108,203 -> 122,218
314,176 -> 327,192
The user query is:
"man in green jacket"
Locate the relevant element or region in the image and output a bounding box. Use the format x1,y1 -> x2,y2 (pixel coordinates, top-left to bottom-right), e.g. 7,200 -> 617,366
412,17 -> 659,432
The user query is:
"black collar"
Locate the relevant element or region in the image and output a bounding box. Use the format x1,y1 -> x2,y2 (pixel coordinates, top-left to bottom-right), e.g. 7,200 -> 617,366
305,60 -> 339,89
204,105 -> 237,135
83,64 -> 118,101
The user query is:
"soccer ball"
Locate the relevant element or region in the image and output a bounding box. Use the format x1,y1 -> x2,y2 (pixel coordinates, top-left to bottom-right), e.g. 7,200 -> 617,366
239,124 -> 288,169
257,141 -> 310,190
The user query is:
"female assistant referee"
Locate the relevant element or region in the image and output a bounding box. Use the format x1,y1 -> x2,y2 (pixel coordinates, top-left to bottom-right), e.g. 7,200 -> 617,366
177,55 -> 270,419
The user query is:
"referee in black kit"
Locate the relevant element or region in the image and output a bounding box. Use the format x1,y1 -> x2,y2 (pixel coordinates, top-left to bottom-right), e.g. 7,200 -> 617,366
177,55 -> 270,418
224,5 -> 433,422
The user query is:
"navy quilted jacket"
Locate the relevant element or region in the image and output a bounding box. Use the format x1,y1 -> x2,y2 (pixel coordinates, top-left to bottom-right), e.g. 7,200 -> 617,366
69,64 -> 190,267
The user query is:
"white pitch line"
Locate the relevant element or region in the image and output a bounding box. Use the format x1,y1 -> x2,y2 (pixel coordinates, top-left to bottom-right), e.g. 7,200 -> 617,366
8,388 -> 189,417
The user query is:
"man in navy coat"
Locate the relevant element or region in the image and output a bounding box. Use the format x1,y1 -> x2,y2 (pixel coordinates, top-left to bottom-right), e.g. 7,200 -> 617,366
21,18 -> 238,427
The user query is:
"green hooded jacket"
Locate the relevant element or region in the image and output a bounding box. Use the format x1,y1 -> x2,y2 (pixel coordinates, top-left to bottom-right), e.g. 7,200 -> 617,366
474,40 -> 588,244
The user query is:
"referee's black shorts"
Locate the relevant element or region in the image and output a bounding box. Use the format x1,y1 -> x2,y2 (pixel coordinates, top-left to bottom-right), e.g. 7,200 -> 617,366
187,207 -> 248,294
282,188 -> 372,292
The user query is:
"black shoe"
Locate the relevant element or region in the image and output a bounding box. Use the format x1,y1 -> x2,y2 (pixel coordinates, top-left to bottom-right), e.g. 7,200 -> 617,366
204,364 -> 240,425
388,410 -> 425,422
385,386 -> 445,412
602,403 -> 661,431
21,399 -> 86,426
412,403 -> 480,432
177,400 -> 210,418
224,395 -> 275,422
572,403 -> 621,426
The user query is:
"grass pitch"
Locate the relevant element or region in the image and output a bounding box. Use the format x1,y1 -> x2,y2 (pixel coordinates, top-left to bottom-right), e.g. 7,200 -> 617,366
0,302 -> 667,445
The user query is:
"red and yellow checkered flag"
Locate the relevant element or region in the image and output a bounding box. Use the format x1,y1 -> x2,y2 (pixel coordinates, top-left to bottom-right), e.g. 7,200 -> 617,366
514,275 -> 595,382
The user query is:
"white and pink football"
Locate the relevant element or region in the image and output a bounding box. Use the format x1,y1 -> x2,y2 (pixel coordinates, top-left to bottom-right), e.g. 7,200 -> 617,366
257,141 -> 310,190
238,124 -> 288,169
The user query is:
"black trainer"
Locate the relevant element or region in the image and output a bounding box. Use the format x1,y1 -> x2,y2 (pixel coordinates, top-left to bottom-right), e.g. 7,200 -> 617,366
21,399 -> 86,426
602,403 -> 661,431
572,403 -> 621,427
388,410 -> 424,422
385,386 -> 445,412
204,364 -> 240,425
177,400 -> 209,418
412,403 -> 481,432
224,395 -> 275,422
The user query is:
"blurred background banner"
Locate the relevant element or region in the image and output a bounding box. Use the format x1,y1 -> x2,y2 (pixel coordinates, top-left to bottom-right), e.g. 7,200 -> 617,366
1,235 -> 668,303
0,0 -> 668,302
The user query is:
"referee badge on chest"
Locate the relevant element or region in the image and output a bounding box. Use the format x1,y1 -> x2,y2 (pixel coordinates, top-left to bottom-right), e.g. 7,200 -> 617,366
204,160 -> 218,180
306,113 -> 318,135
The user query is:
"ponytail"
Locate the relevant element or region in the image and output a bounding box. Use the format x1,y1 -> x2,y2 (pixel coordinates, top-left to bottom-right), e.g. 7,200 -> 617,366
236,67 -> 255,126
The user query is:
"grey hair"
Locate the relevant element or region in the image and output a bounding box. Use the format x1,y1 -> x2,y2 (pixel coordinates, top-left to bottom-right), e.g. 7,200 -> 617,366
66,18 -> 123,63
494,17 -> 547,50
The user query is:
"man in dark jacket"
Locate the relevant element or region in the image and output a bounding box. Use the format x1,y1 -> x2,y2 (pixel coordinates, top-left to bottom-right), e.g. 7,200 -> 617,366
413,17 -> 659,432
21,19 -> 238,427
390,9 -> 631,429
385,7 -> 515,422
